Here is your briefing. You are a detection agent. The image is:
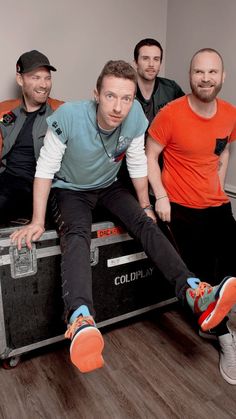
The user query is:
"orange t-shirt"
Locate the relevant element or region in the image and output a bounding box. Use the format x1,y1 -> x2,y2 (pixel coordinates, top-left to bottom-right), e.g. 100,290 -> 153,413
148,96 -> 236,208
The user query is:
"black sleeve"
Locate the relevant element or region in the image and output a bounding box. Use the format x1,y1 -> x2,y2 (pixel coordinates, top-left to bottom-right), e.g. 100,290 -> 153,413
173,81 -> 185,98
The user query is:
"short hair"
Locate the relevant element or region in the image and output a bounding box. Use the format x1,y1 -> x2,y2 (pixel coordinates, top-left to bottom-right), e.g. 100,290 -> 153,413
190,48 -> 224,71
96,60 -> 137,93
134,38 -> 163,63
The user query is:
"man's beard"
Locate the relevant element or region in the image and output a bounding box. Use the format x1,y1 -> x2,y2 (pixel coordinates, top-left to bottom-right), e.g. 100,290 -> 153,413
190,80 -> 222,103
139,70 -> 158,82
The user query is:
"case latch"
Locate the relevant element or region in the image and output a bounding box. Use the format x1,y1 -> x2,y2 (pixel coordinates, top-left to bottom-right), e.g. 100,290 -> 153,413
9,243 -> 37,279
90,246 -> 99,266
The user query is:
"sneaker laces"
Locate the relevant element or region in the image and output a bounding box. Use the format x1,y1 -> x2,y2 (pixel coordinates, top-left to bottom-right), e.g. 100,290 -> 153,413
65,315 -> 95,340
194,282 -> 212,297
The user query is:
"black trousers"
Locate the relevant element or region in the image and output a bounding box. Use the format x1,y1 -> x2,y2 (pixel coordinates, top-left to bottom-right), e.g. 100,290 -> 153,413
170,202 -> 236,285
51,180 -> 194,318
0,172 -> 33,225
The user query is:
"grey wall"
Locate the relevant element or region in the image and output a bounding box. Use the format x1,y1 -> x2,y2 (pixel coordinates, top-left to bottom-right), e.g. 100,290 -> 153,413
0,0 -> 167,101
165,0 -> 236,193
166,0 -> 236,102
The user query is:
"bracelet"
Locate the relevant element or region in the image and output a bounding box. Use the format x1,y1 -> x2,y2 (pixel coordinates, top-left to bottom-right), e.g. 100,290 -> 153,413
156,195 -> 168,201
143,204 -> 153,211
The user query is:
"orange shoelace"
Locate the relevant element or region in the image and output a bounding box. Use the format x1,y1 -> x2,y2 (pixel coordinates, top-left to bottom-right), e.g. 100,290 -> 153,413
65,316 -> 95,340
194,282 -> 212,297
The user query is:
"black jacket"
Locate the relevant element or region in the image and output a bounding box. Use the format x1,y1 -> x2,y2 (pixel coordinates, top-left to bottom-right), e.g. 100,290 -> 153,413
136,76 -> 185,125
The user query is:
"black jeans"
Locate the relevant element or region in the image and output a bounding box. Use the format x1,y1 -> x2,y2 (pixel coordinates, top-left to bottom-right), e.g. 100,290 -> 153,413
51,181 -> 193,317
170,202 -> 236,285
0,172 -> 33,225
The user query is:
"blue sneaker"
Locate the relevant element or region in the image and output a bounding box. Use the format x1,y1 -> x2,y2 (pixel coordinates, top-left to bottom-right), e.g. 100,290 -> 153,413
186,276 -> 236,331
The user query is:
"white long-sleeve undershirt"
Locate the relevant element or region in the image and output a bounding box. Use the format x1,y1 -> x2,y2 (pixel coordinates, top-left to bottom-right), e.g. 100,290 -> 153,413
35,128 -> 147,180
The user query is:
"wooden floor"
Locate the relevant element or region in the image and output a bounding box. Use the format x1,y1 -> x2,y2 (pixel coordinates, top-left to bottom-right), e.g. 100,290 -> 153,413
0,305 -> 236,419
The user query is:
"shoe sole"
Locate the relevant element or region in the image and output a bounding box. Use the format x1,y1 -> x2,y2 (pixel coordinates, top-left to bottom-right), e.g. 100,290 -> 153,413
219,362 -> 236,385
70,326 -> 104,373
199,277 -> 236,331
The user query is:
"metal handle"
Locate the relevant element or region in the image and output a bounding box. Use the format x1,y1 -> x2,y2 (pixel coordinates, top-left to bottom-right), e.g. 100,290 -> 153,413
9,243 -> 37,279
90,246 -> 99,266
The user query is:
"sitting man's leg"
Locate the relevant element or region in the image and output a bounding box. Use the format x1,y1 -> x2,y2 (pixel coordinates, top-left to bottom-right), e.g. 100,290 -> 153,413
51,188 -> 104,373
100,180 -> 236,332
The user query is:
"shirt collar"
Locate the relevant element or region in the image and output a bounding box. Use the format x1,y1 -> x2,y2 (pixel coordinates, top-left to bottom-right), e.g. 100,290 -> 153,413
20,98 -> 47,115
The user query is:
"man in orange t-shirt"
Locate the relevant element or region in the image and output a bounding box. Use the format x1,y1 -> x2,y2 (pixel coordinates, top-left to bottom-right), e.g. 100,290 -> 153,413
146,48 -> 236,385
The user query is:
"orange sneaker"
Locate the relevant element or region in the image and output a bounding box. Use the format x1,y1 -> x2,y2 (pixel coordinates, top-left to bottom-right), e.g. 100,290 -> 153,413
65,315 -> 104,373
